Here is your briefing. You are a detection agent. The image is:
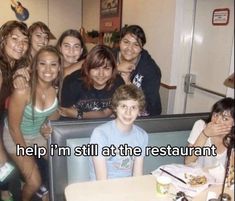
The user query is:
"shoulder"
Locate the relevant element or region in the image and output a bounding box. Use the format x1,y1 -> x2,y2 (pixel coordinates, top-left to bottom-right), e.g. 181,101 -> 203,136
132,125 -> 148,139
63,71 -> 82,87
11,87 -> 30,103
94,121 -> 113,134
90,121 -> 112,141
138,49 -> 161,75
192,119 -> 206,129
113,74 -> 125,87
188,119 -> 206,144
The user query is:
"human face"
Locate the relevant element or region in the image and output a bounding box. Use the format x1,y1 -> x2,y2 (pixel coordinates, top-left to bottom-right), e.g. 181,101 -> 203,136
60,36 -> 83,66
211,111 -> 234,127
31,27 -> 49,56
4,28 -> 29,60
89,65 -> 113,90
37,51 -> 60,83
115,100 -> 140,130
119,33 -> 142,63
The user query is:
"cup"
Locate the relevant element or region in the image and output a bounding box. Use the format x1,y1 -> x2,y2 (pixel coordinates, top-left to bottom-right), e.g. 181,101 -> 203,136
156,176 -> 171,195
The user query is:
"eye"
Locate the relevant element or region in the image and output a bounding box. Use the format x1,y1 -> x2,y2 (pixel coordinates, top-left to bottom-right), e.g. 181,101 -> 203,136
122,39 -> 129,45
51,62 -> 58,67
119,104 -> 127,109
213,113 -> 219,117
104,66 -> 112,70
38,60 -> 47,66
74,44 -> 81,49
131,105 -> 138,110
63,44 -> 70,48
134,43 -> 140,48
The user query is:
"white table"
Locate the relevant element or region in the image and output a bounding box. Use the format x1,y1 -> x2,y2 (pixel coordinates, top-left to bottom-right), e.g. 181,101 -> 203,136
65,175 -> 234,201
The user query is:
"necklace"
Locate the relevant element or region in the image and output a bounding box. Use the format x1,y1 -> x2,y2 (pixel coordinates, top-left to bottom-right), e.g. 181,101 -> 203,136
37,86 -> 51,109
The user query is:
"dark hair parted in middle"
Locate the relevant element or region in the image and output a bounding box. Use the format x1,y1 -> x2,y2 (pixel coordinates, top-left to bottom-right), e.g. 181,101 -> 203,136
120,25 -> 146,47
81,45 -> 118,90
56,29 -> 87,61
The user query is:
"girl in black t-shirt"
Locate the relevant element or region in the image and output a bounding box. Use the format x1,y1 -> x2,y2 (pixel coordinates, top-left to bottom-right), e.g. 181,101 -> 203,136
59,45 -> 124,119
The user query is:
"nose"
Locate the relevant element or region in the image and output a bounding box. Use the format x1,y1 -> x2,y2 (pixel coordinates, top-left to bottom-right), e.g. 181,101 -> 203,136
17,40 -> 25,49
98,68 -> 104,76
124,107 -> 132,116
68,47 -> 75,54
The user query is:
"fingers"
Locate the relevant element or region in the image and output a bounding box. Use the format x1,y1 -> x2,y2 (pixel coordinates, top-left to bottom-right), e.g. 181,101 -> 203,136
14,67 -> 30,81
205,123 -> 232,136
13,76 -> 29,89
41,123 -> 53,139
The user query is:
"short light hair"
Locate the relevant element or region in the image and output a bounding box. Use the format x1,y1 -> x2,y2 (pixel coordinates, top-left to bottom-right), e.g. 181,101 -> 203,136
111,84 -> 146,112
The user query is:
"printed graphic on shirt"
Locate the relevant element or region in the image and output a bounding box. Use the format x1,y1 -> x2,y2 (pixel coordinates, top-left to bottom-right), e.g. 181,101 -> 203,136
132,74 -> 143,88
75,98 -> 111,112
109,154 -> 134,170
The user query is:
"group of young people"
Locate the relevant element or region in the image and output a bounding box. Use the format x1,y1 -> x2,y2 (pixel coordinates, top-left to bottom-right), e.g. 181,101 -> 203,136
0,19 -> 234,201
0,20 -> 162,201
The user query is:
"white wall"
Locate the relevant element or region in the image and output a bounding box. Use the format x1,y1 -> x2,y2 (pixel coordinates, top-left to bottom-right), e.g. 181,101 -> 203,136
82,0 -> 100,32
0,0 -> 82,41
122,0 -> 176,85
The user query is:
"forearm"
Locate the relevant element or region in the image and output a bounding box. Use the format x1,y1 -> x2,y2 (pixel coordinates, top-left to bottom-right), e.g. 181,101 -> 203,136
133,157 -> 144,176
184,131 -> 208,165
92,157 -> 107,180
82,109 -> 112,119
8,126 -> 27,147
63,60 -> 83,78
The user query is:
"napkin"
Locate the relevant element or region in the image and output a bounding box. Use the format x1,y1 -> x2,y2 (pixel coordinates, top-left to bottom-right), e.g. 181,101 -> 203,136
152,164 -> 216,197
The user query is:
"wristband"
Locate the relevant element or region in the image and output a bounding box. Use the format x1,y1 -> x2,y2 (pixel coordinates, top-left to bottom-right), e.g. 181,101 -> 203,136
77,109 -> 83,119
202,130 -> 209,138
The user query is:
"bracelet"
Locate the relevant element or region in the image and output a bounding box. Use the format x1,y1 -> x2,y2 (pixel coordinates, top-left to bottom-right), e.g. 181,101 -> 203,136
77,109 -> 83,119
202,130 -> 209,138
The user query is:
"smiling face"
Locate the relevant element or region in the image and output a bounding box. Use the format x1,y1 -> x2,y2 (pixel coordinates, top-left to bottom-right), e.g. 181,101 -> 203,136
31,27 -> 49,56
119,33 -> 142,63
60,36 -> 83,67
115,99 -> 140,131
36,51 -> 60,84
4,28 -> 29,60
89,64 -> 113,90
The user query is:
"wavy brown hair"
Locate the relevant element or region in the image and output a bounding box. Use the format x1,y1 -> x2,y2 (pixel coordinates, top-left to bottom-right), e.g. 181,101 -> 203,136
0,20 -> 29,113
111,84 -> 146,112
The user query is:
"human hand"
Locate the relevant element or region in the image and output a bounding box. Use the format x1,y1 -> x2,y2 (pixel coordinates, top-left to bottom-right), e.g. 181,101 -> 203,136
13,67 -> 30,89
203,122 -> 232,137
117,61 -> 135,73
40,120 -> 52,140
58,106 -> 77,118
120,72 -> 132,84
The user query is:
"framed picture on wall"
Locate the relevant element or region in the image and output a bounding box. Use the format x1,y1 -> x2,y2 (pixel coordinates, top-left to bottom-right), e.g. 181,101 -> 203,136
100,0 -> 122,32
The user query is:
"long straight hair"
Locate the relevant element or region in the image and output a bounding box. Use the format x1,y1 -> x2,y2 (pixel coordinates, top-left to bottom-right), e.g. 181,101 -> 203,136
30,46 -> 64,118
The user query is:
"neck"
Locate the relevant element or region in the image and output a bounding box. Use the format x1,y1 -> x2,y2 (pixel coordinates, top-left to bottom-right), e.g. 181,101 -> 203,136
115,119 -> 132,133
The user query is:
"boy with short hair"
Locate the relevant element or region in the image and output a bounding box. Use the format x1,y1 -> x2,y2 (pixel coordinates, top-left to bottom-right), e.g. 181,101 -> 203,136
89,84 -> 148,180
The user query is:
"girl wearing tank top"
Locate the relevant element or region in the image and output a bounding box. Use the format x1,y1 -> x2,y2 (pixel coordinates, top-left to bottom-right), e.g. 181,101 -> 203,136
3,46 -> 63,201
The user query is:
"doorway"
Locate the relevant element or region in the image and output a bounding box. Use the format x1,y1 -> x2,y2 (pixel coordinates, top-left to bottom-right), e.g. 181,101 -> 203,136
173,0 -> 234,114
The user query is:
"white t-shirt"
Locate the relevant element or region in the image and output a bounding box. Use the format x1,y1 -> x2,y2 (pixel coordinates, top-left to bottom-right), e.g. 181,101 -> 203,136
187,119 -> 227,168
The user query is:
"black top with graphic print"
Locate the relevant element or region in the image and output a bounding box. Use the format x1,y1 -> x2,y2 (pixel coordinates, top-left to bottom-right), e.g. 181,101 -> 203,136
113,48 -> 162,116
61,70 -> 124,112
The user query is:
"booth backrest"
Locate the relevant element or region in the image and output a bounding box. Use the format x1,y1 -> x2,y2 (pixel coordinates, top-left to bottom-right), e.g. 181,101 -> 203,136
49,113 -> 209,201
